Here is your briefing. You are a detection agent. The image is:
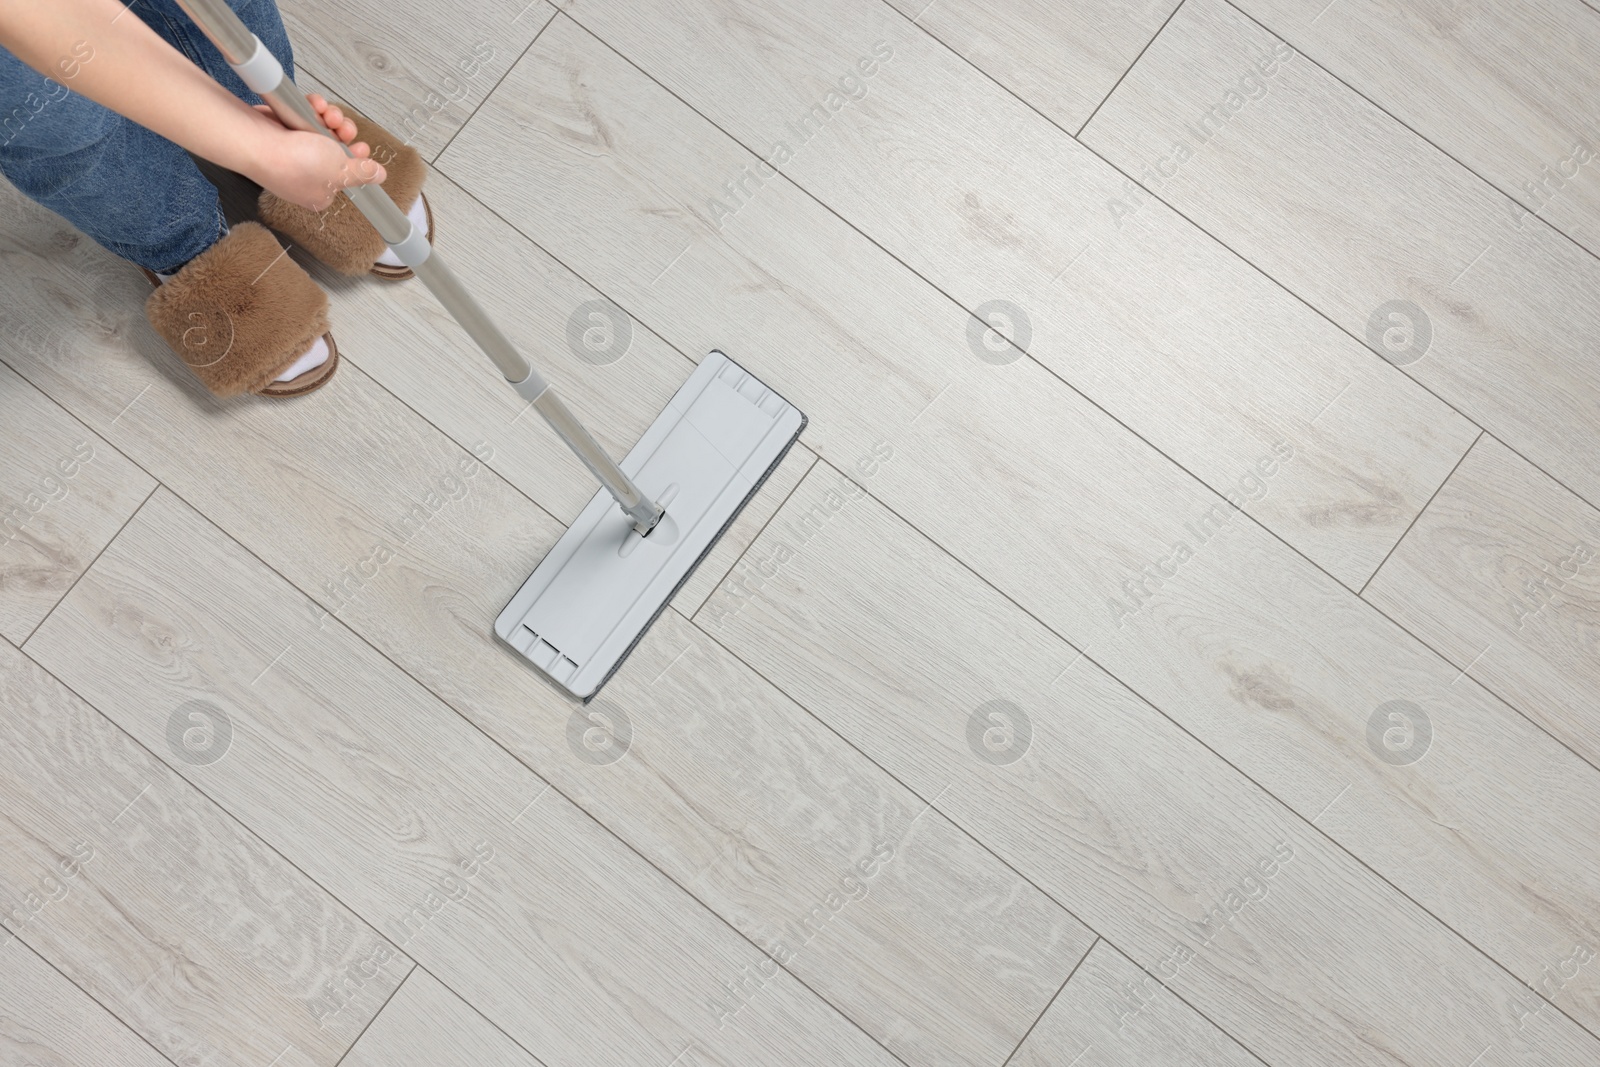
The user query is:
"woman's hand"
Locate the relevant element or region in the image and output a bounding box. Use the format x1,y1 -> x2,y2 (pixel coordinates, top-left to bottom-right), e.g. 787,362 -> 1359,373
247,94 -> 387,211
2,4 -> 392,207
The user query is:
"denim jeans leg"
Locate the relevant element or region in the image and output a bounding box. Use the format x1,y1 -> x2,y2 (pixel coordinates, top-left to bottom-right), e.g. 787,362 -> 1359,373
137,0 -> 297,101
0,46 -> 224,274
0,1 -> 296,274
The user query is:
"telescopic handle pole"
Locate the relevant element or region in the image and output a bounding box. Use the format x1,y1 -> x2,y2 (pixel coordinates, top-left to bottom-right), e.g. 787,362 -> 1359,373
172,0 -> 664,534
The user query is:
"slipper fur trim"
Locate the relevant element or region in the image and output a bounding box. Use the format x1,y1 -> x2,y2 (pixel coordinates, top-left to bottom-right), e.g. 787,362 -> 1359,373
144,221 -> 330,398
257,105 -> 426,275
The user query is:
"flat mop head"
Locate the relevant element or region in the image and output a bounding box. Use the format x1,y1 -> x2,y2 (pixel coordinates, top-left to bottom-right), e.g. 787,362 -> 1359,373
495,351 -> 805,701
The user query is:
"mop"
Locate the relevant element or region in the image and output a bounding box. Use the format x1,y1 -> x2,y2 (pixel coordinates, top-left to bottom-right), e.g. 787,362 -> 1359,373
176,0 -> 806,701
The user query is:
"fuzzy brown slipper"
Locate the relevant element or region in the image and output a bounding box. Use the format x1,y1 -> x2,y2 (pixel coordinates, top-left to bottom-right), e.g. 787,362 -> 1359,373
257,105 -> 429,277
144,221 -> 336,398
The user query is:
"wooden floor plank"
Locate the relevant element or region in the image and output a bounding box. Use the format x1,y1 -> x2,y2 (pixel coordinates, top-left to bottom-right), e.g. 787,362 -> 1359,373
1009,941 -> 1257,1067
228,69 -> 702,530
278,0 -> 557,160
0,937 -> 175,1067
27,489 -> 904,1067
0,635 -> 411,1067
341,968 -> 545,1067
0,362 -> 154,644
0,167 -> 1097,1061
1365,434 -> 1600,773
539,0 -> 1479,590
5,0 -> 1595,1058
610,606 -> 1093,1065
436,11 -> 1600,1039
697,459 -> 1600,1066
232,92 -> 821,610
1230,0 -> 1600,259
877,0 -> 1181,131
1080,0 -> 1600,516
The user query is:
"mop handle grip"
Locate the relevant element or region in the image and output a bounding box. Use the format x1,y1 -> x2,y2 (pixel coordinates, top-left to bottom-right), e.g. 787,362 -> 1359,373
170,0 -> 663,530
170,0 -> 530,377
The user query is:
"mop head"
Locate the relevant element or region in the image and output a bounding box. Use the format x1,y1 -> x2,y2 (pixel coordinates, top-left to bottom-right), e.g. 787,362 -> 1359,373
495,351 -> 805,701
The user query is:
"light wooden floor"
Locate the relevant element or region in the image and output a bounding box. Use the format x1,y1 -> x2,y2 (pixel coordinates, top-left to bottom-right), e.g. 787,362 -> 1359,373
3,0 -> 1599,1064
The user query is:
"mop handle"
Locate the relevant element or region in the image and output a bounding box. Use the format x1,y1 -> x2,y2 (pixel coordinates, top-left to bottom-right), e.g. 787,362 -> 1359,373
171,0 -> 664,534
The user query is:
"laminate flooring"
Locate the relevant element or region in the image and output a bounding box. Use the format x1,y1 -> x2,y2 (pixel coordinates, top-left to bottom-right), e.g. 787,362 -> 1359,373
2,0 -> 1597,1064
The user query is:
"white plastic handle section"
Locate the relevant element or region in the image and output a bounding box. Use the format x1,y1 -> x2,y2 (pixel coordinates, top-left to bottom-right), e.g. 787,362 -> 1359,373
230,36 -> 283,95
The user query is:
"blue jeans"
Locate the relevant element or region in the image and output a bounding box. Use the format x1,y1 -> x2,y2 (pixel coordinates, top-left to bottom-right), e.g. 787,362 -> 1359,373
0,0 -> 294,274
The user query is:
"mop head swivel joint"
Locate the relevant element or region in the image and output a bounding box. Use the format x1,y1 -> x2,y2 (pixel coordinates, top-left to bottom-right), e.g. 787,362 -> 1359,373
495,351 -> 805,701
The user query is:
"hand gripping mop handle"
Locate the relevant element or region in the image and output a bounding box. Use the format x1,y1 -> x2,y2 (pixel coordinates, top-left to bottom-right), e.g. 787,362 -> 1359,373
173,0 -> 664,534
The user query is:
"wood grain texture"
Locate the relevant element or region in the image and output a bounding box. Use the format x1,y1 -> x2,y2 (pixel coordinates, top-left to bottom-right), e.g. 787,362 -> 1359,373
606,606 -> 1093,1066
208,85 -> 1083,1061
697,460 -> 1600,1066
279,0 -> 557,160
1080,0 -> 1600,515
0,362 -> 153,644
0,936 -> 174,1067
341,968 -> 544,1067
1365,435 -> 1600,774
0,636 -> 409,1067
543,0 -> 1479,589
437,11 -> 1600,1039
1232,0 -> 1600,258
877,0 -> 1181,131
231,67 -> 703,531
0,162 -> 1089,1063
1009,941 -> 1257,1067
28,490 -> 902,1067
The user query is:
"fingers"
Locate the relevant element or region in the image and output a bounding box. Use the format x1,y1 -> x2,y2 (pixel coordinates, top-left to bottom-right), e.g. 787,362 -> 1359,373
348,155 -> 387,187
308,93 -> 360,143
346,143 -> 385,184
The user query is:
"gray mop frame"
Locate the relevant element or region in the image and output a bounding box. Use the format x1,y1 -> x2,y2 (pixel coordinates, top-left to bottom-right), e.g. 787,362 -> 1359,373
173,0 -> 666,535
175,1 -> 808,704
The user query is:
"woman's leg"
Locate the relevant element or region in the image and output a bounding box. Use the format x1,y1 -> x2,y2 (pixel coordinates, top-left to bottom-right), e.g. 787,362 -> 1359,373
0,0 -> 294,274
0,45 -> 224,273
